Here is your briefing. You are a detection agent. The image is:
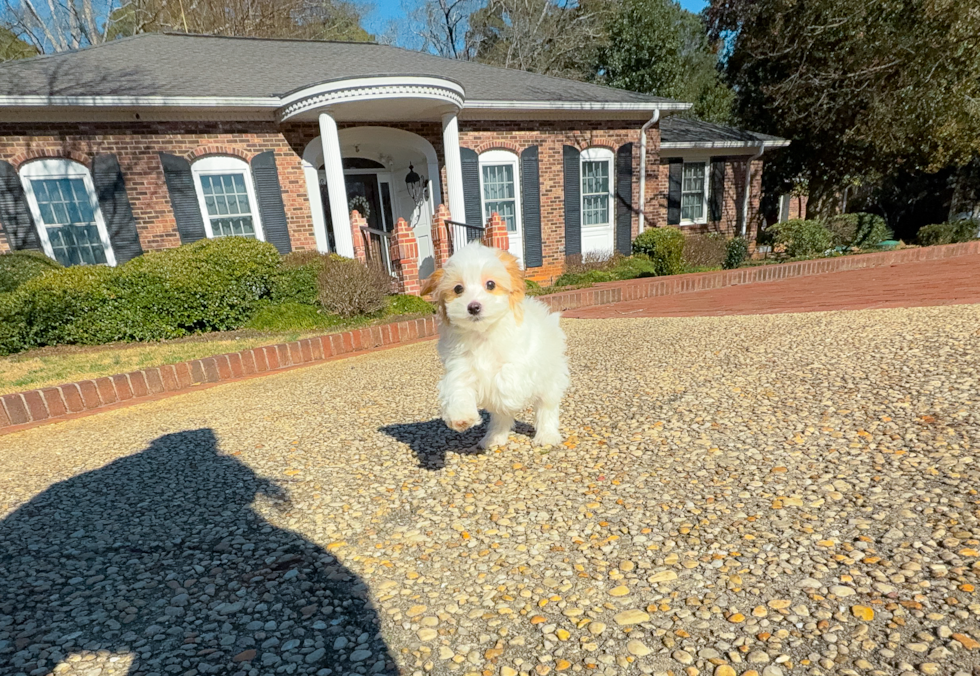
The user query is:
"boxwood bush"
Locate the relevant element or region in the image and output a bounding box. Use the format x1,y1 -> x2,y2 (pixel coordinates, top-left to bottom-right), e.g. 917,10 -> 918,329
824,213 -> 893,248
632,227 -> 685,276
723,237 -> 749,270
917,220 -> 979,246
0,237 -> 282,355
768,219 -> 833,257
0,250 -> 63,293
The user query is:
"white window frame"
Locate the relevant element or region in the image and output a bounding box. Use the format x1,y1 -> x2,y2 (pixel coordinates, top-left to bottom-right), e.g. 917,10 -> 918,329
580,147 -> 614,230
191,155 -> 264,241
478,149 -> 522,235
19,158 -> 117,267
680,160 -> 709,226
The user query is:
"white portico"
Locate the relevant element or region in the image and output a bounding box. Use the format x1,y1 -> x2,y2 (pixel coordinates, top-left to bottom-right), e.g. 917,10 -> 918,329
278,76 -> 466,272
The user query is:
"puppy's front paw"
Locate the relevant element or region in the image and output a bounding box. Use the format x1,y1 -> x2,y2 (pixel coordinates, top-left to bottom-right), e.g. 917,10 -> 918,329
532,429 -> 563,447
478,431 -> 510,449
444,411 -> 481,433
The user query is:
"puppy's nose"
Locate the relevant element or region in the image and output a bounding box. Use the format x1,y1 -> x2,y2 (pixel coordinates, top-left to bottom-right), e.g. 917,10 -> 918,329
467,301 -> 482,316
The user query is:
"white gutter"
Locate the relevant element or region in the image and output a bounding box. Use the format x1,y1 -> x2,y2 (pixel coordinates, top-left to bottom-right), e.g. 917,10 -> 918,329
637,109 -> 660,232
741,144 -> 767,236
464,100 -> 690,112
0,95 -> 280,108
661,139 -> 791,150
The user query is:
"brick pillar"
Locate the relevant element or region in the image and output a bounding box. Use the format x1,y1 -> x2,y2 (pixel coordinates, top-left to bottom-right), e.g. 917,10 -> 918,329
350,210 -> 367,264
389,217 -> 421,296
431,203 -> 452,268
482,211 -> 510,250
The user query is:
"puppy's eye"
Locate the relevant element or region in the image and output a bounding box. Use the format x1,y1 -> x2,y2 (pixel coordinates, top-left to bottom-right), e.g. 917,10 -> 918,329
485,280 -> 496,291
453,284 -> 464,295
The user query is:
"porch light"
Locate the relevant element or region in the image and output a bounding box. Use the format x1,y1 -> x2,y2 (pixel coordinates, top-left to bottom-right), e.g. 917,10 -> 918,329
405,164 -> 427,205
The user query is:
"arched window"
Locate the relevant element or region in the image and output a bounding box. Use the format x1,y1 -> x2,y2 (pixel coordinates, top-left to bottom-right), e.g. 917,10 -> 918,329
580,148 -> 614,232
191,156 -> 263,240
20,158 -> 115,267
478,149 -> 521,234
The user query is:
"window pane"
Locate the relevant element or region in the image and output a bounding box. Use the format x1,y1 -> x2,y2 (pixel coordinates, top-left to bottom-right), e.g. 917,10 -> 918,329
30,177 -> 106,267
582,161 -> 609,197
583,195 -> 609,226
681,163 -> 706,222
200,171 -> 256,238
482,163 -> 517,232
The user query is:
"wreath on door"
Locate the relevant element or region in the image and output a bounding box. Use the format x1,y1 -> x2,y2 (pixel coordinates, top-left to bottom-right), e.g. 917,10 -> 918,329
349,195 -> 371,220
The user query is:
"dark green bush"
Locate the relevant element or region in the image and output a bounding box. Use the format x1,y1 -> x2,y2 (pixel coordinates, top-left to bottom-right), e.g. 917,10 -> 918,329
917,220 -> 979,246
682,233 -> 727,269
554,254 -> 657,287
768,219 -> 833,257
824,213 -> 892,248
0,250 -> 62,293
0,237 -> 282,354
317,256 -> 391,318
632,227 -> 685,276
723,237 -> 749,269
272,252 -> 322,305
0,265 -> 117,354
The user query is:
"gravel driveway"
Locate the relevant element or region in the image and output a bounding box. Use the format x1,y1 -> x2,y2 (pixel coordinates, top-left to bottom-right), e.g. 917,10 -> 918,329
2,306 -> 979,676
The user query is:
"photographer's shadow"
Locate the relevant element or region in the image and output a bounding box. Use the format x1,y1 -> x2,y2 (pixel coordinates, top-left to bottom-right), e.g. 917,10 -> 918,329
0,428 -> 395,676
381,412 -> 535,470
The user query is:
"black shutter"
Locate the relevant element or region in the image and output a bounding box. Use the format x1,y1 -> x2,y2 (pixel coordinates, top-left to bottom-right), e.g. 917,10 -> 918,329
709,158 -> 725,223
159,153 -> 206,245
615,143 -> 633,256
250,151 -> 292,254
667,159 -> 683,226
0,160 -> 40,251
563,146 -> 581,257
460,147 -> 482,229
520,146 -> 542,268
92,154 -> 143,265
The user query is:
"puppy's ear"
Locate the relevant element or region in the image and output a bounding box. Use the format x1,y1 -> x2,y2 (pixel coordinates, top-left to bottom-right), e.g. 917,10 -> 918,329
421,268 -> 444,298
496,250 -> 525,324
421,269 -> 448,322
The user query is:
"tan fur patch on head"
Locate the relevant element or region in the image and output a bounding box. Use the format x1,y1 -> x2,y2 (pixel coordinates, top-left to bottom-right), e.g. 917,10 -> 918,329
421,269 -> 448,321
495,249 -> 525,324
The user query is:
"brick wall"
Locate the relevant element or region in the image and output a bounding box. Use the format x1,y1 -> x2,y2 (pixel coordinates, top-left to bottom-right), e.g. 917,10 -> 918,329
0,121 -> 318,254
653,156 -> 764,243
457,120 -> 658,284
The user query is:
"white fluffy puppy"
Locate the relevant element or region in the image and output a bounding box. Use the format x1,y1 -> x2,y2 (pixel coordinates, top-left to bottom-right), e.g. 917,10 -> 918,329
422,242 -> 570,448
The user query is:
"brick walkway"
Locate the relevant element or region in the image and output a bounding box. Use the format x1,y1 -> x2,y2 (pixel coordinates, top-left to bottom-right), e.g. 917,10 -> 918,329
565,253 -> 980,318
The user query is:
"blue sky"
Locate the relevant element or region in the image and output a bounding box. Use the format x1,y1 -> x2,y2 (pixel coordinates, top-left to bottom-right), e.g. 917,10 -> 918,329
364,0 -> 709,38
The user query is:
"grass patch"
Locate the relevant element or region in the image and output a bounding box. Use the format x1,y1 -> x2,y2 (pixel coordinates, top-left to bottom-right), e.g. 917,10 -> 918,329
0,295 -> 435,396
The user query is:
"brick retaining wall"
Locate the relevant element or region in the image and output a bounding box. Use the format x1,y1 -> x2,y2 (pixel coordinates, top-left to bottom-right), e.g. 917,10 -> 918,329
2,240 -> 978,433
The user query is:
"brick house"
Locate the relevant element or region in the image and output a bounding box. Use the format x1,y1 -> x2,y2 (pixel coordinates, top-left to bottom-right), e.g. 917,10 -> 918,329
0,33 -> 787,285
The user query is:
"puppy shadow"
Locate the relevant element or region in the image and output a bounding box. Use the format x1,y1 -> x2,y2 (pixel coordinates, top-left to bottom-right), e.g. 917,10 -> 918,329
381,413 -> 535,470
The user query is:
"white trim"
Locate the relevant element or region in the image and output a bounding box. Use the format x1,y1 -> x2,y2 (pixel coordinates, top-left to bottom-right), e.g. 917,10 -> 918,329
19,158 -> 117,267
190,155 -> 265,241
279,76 -> 465,122
478,149 -> 523,265
465,100 -> 690,112
661,139 -> 790,150
679,161 -> 708,226
0,95 -> 279,108
580,148 -> 615,255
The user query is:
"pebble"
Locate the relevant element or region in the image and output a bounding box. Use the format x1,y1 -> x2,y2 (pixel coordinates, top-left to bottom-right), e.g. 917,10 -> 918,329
4,308 -> 980,676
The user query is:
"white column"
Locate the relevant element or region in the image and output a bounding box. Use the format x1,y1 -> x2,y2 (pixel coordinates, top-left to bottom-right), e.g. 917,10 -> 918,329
442,112 -> 466,227
301,160 -> 329,252
319,112 -> 353,258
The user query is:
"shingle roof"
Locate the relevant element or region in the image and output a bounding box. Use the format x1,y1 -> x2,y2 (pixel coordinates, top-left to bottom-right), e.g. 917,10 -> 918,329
0,32 -> 682,108
660,117 -> 787,149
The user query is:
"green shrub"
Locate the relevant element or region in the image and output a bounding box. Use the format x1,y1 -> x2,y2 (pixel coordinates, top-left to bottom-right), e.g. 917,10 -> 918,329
387,294 -> 435,316
317,257 -> 391,318
768,219 -> 833,257
554,253 -> 658,287
0,265 -> 117,354
723,237 -> 749,269
682,233 -> 727,269
824,213 -> 892,248
245,302 -> 334,332
632,227 -> 685,276
917,220 -> 979,246
0,250 -> 62,293
105,237 -> 281,341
